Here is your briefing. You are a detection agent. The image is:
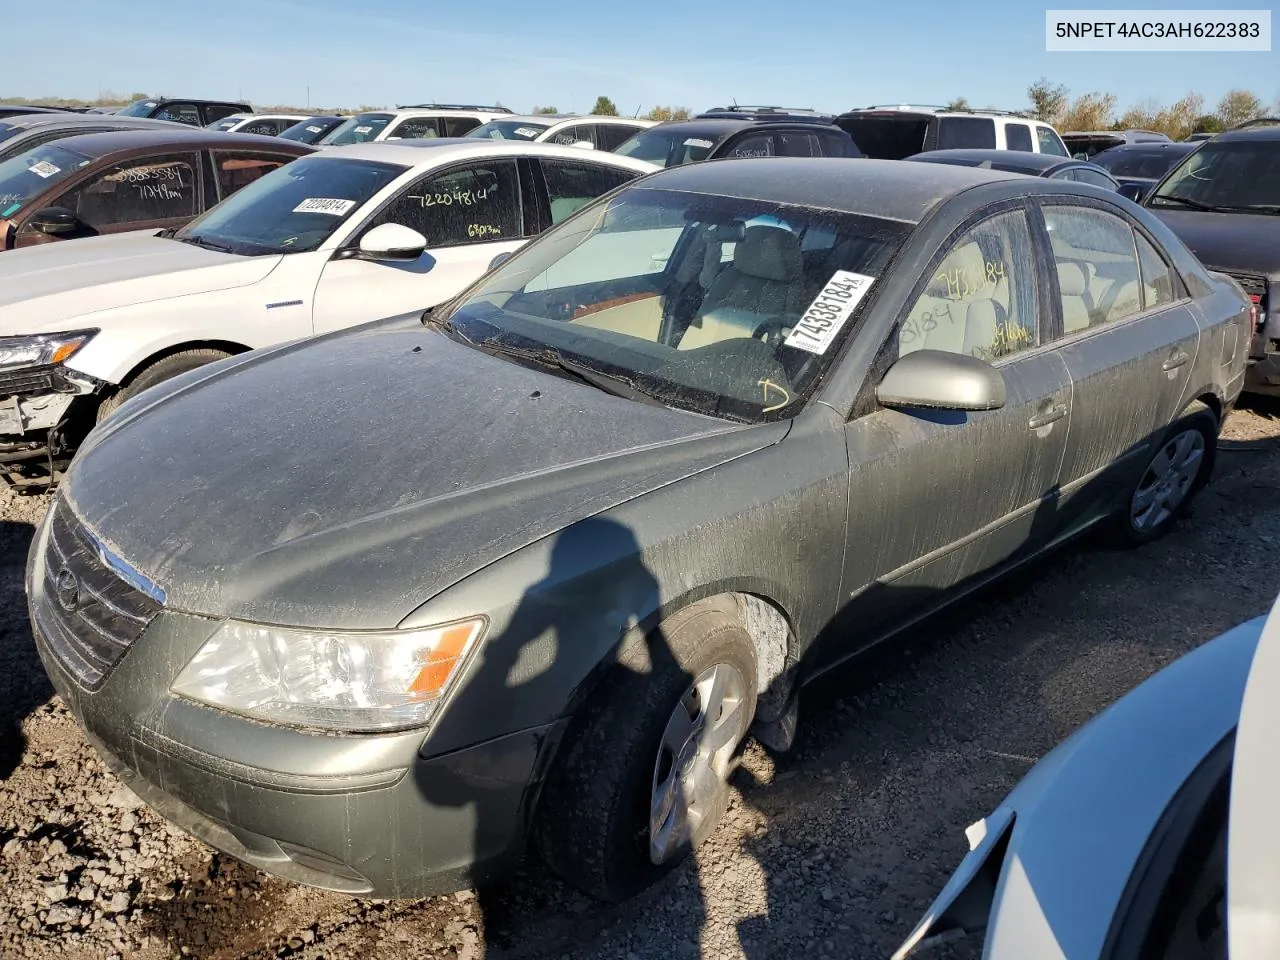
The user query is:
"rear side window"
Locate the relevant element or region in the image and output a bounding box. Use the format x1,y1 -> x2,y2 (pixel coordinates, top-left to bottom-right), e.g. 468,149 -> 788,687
937,117 -> 996,149
1037,125 -> 1070,156
542,159 -> 638,224
595,124 -> 638,151
203,105 -> 242,125
1043,205 -> 1143,333
61,153 -> 200,227
441,117 -> 481,137
723,133 -> 775,158
213,152 -> 293,200
776,132 -> 816,157
1005,123 -> 1033,152
816,129 -> 857,157
1073,168 -> 1119,190
373,159 -> 522,246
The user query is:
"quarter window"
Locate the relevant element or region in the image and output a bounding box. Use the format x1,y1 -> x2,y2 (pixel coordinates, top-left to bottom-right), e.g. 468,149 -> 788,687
1136,232 -> 1176,309
541,159 -> 638,224
213,152 -> 294,200
1005,123 -> 1033,152
370,160 -> 521,247
60,153 -> 199,228
899,210 -> 1037,361
1043,205 -> 1143,334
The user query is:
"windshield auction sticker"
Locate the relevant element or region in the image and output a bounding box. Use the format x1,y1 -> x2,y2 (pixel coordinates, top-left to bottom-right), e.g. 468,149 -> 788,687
293,198 -> 357,216
784,271 -> 876,355
28,161 -> 61,178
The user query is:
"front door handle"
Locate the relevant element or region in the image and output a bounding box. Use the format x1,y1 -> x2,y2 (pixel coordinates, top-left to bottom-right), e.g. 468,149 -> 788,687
1028,402 -> 1068,430
1162,350 -> 1190,371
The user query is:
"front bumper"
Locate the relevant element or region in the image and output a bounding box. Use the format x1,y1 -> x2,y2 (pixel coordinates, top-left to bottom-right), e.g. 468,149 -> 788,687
28,513 -> 559,898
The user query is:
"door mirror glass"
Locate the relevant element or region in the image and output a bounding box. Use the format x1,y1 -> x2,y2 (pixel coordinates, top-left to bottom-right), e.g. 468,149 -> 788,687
1118,182 -> 1148,203
877,349 -> 1006,411
29,206 -> 80,235
358,222 -> 427,261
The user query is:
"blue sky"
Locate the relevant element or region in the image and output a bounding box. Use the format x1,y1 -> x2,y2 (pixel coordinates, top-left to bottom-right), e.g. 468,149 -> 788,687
5,0 -> 1278,114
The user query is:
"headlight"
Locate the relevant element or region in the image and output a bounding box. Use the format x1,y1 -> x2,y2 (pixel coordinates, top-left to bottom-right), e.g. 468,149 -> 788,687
0,330 -> 97,368
170,617 -> 486,732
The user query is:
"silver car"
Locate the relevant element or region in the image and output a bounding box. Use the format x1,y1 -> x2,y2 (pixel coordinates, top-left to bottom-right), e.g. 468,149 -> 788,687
29,158 -> 1251,903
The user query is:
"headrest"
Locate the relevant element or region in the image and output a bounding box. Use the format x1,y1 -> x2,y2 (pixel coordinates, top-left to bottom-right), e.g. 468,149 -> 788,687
1057,261 -> 1091,296
734,225 -> 802,282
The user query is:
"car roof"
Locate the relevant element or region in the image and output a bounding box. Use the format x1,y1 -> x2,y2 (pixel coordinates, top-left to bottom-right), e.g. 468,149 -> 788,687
631,156 -> 1026,223
135,97 -> 250,107
1094,141 -> 1200,155
1215,124 -> 1280,142
0,114 -> 177,132
40,128 -> 316,158
837,106 -> 1042,122
352,107 -> 506,118
314,138 -> 658,170
908,149 -> 1070,173
635,117 -> 832,138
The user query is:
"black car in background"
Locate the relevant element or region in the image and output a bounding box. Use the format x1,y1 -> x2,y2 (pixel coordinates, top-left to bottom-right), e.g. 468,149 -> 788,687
1091,141 -> 1202,198
115,97 -> 250,127
615,107 -> 859,167
1142,123 -> 1280,394
0,114 -> 177,163
907,149 -> 1123,191
0,106 -> 71,119
278,115 -> 348,144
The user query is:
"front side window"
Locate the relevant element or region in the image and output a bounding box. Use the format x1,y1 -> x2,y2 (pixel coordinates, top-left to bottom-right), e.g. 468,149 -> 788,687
542,159 -> 639,224
937,117 -> 996,149
1005,124 -> 1033,152
0,144 -> 92,219
1043,205 -> 1143,334
58,154 -> 199,228
723,133 -> 775,158
387,116 -> 440,140
174,155 -> 406,255
213,152 -> 294,200
615,128 -> 724,167
367,160 -> 521,247
1148,140 -> 1280,212
898,210 -> 1037,361
1036,125 -> 1070,156
436,186 -> 909,422
241,119 -> 285,136
548,124 -> 595,147
321,113 -> 394,146
156,103 -> 200,126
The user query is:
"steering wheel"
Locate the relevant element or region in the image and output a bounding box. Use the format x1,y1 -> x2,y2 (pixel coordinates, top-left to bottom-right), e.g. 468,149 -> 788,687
751,317 -> 791,347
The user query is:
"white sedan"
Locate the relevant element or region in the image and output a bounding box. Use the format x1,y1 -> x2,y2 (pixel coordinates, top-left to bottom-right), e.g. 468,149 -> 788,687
0,140 -> 657,487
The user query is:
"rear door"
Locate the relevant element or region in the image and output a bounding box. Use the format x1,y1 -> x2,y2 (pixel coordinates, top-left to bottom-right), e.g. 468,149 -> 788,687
311,157 -> 532,333
1037,199 -> 1200,527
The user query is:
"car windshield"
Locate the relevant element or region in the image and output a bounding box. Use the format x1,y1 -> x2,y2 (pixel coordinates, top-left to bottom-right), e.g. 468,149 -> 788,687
116,99 -> 160,117
279,118 -> 335,143
435,185 -> 909,422
466,119 -> 552,141
320,113 -> 393,146
1149,140 -> 1280,212
0,144 -> 93,219
172,155 -> 406,255
1093,148 -> 1191,180
615,129 -> 725,167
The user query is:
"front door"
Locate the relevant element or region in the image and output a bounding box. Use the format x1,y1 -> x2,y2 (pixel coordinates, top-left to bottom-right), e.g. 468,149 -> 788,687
1038,201 -> 1201,527
311,158 -> 528,334
837,208 -> 1073,647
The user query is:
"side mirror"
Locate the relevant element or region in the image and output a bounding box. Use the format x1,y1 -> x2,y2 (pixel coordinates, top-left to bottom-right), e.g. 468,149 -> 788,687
488,251 -> 513,270
357,222 -> 427,261
29,206 -> 81,236
876,349 -> 1006,412
1118,182 -> 1147,203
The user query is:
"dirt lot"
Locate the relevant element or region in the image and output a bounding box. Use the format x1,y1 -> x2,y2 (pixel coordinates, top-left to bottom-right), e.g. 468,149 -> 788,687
3,403 -> 1279,960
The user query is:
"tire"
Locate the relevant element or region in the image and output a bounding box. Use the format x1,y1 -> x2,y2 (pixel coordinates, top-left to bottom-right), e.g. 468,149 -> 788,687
96,348 -> 233,423
535,600 -> 758,902
1113,400 -> 1217,547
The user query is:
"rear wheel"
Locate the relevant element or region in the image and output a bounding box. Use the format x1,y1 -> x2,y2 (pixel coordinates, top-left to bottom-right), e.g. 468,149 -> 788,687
96,348 -> 233,423
535,601 -> 757,902
1115,401 -> 1217,546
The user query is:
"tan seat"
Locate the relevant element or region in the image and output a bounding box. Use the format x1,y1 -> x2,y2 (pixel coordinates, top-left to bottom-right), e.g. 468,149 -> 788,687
900,241 -> 1013,356
1057,261 -> 1094,334
679,225 -> 804,350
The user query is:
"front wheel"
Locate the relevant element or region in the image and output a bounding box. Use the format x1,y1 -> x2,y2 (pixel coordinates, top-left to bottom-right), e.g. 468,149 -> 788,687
96,348 -> 233,423
535,601 -> 757,902
1115,401 -> 1217,546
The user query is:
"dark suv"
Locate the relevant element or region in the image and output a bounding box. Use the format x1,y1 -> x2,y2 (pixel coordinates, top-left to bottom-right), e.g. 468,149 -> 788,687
115,98 -> 251,127
615,106 -> 860,167
1142,123 -> 1280,394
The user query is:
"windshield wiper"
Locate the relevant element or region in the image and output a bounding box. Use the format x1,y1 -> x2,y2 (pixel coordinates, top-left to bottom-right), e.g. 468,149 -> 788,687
1149,195 -> 1219,211
175,234 -> 234,254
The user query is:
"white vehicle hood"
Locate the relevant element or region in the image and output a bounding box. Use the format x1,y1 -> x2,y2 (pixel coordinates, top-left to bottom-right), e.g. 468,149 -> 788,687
0,232 -> 282,333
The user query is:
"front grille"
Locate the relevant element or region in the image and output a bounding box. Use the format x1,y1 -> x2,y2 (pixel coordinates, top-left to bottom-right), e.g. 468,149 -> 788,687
0,365 -> 55,397
34,502 -> 163,689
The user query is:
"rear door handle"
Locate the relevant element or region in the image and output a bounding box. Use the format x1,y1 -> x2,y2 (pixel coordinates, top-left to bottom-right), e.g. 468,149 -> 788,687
1162,350 -> 1190,371
1028,402 -> 1068,430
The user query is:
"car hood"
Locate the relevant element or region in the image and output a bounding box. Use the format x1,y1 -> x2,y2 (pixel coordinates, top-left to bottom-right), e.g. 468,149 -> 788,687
1148,208 -> 1280,280
0,231 -> 280,333
63,323 -> 786,628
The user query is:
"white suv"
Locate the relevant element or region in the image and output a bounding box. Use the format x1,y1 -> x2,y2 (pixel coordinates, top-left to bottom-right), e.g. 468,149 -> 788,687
835,105 -> 1070,159
465,114 -> 657,151
319,104 -> 512,146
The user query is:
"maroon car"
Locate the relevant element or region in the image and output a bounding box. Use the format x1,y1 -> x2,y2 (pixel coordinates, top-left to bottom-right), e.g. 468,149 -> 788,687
0,129 -> 313,250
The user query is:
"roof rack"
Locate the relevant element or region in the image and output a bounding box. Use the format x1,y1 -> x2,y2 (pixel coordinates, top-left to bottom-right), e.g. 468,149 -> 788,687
849,104 -> 1035,118
395,103 -> 512,113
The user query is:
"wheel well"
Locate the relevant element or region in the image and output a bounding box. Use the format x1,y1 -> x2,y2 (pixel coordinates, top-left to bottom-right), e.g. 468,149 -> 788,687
118,340 -> 253,387
1193,392 -> 1222,425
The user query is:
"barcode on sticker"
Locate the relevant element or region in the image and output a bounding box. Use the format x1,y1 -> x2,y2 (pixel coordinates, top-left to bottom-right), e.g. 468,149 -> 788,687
783,271 -> 876,355
293,197 -> 357,216
515,127 -> 540,137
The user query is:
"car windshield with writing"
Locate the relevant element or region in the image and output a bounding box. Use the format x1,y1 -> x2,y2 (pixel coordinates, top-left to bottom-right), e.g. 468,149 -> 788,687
172,155 -> 406,256
279,117 -> 342,144
615,128 -> 726,167
466,119 -> 553,141
1148,140 -> 1280,213
116,100 -> 161,118
320,113 -> 394,146
433,185 -> 907,422
0,144 -> 93,219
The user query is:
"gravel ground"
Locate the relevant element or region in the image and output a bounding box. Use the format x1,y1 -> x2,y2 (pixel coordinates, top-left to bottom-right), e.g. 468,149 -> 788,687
3,403 -> 1280,960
